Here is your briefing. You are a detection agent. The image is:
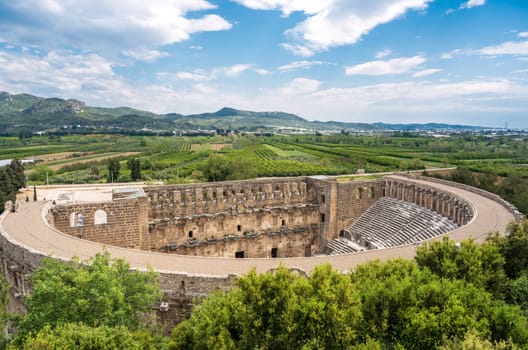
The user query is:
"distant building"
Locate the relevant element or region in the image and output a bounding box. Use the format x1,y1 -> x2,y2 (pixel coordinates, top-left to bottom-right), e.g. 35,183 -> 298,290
0,159 -> 34,167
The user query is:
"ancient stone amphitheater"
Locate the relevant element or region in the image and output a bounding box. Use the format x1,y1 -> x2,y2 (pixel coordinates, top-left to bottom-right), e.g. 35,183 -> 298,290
0,173 -> 522,326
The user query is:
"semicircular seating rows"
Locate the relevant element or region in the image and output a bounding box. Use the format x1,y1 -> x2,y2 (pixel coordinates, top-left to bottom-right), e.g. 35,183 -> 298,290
325,197 -> 458,255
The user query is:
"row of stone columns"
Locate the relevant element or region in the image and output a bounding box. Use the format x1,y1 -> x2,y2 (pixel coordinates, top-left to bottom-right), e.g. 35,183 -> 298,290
384,180 -> 473,226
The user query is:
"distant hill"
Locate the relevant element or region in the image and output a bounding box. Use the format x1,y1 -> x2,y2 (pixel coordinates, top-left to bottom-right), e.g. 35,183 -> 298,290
0,91 -> 487,134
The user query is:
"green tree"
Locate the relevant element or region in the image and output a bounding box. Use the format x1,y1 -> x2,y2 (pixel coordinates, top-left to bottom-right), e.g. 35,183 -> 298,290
14,251 -> 161,343
17,323 -> 169,350
488,221 -> 528,280
107,159 -> 121,182
171,264 -> 363,349
0,167 -> 15,214
201,155 -> 231,182
0,274 -> 9,348
201,155 -> 257,182
9,159 -> 25,190
127,158 -> 142,181
351,259 -> 528,349
415,238 -> 507,297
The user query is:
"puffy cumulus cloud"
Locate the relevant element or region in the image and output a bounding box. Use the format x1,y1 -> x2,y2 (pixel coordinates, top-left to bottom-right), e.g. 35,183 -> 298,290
278,60 -> 324,72
345,56 -> 426,76
0,50 -> 121,96
412,68 -> 442,78
2,48 -> 526,127
235,0 -> 432,56
0,0 -> 231,59
460,0 -> 485,9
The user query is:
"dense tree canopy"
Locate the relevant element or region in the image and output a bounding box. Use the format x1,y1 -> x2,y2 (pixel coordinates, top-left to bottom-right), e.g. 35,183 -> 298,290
14,251 -> 161,344
201,155 -> 257,182
16,323 -> 170,350
3,220 -> 528,349
171,227 -> 528,350
171,264 -> 363,350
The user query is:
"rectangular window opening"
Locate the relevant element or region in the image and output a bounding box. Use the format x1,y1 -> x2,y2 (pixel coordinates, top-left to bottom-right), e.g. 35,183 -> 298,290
235,251 -> 245,258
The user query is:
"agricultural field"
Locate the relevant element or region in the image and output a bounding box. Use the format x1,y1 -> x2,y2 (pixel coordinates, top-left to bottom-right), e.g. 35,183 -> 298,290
2,132 -> 528,212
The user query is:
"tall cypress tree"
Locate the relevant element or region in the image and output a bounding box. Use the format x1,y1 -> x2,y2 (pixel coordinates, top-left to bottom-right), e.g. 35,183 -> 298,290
107,160 -> 120,183
0,168 -> 15,214
127,159 -> 141,181
9,159 -> 26,190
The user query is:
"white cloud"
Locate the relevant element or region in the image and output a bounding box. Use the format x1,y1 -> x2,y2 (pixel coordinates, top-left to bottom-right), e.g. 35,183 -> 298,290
460,0 -> 485,9
441,49 -> 462,59
375,49 -> 392,59
170,70 -> 212,81
282,78 -> 322,94
122,49 -> 168,62
519,32 -> 528,38
222,64 -> 253,77
0,50 -> 123,98
412,68 -> 442,78
0,1 -> 231,58
235,0 -> 432,56
345,56 -> 426,76
232,0 -> 330,17
478,41 -> 528,56
280,43 -> 316,57
253,68 -> 272,75
1,47 -> 526,128
278,60 -> 324,72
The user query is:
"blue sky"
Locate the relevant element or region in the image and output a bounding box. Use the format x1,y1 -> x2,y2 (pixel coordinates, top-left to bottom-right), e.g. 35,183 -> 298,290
0,0 -> 527,128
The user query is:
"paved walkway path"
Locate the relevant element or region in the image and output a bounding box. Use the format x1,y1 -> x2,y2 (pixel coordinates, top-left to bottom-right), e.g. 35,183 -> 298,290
1,177 -> 515,276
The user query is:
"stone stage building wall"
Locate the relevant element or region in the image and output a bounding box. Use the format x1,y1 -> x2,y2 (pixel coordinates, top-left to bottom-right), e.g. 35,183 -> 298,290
51,196 -> 150,250
48,176 -> 474,259
48,176 -> 386,258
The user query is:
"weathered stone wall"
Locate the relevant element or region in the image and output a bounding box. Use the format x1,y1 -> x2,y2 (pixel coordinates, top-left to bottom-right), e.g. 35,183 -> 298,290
0,206 -> 45,314
145,177 -> 322,257
51,197 -> 149,250
406,174 -> 524,221
384,177 -> 474,225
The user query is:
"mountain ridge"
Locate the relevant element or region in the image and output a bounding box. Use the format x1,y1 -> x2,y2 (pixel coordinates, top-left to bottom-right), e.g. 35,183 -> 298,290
0,91 -> 488,133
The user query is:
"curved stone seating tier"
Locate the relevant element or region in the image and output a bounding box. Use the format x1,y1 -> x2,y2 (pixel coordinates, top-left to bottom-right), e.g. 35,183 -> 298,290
328,197 -> 458,252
